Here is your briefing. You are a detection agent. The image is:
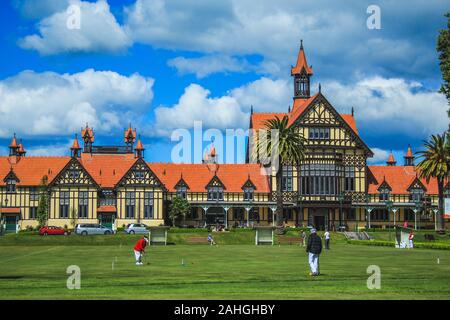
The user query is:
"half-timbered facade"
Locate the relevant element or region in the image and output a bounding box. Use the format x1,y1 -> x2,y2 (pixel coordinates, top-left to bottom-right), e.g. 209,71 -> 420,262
0,44 -> 447,232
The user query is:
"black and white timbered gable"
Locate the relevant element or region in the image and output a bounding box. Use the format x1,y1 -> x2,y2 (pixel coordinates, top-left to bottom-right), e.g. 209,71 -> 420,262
49,158 -> 98,187
116,158 -> 165,189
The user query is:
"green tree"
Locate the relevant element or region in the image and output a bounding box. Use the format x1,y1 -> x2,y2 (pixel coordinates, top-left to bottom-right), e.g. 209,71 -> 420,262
437,12 -> 450,138
69,207 -> 78,230
416,134 -> 450,231
36,176 -> 49,228
253,115 -> 306,227
169,196 -> 191,227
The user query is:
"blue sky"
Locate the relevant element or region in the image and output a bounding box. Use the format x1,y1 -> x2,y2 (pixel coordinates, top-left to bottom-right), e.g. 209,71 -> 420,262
0,0 -> 448,164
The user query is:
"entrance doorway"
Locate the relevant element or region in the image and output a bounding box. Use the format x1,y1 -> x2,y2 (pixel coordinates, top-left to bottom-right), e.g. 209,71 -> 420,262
313,216 -> 325,231
5,215 -> 18,233
99,214 -> 115,229
309,208 -> 329,231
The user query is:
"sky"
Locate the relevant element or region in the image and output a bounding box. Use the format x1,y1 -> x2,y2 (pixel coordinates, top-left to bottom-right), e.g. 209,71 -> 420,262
0,0 -> 448,165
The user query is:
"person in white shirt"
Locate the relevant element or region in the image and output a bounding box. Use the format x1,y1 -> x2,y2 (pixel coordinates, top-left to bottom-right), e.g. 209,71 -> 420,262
324,230 -> 330,250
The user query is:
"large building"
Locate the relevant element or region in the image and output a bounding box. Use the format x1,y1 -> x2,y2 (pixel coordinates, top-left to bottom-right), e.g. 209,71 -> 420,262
0,44 -> 448,232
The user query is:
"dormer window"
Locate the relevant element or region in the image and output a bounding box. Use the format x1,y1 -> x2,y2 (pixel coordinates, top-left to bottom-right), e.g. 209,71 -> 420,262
244,187 -> 254,201
177,186 -> 187,199
379,187 -> 390,201
6,179 -> 16,193
410,188 -> 424,202
208,186 -> 223,201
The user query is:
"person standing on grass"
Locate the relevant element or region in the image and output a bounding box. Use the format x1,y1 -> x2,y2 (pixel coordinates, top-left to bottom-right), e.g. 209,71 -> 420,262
408,231 -> 415,249
306,228 -> 322,276
301,230 -> 307,247
134,235 -> 149,266
324,229 -> 330,250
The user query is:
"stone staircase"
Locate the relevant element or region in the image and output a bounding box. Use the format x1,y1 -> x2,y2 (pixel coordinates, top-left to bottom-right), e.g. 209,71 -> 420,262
343,231 -> 371,240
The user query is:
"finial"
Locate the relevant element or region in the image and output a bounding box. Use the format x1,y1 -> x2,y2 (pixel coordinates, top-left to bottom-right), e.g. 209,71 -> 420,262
351,107 -> 354,117
300,39 -> 303,49
288,105 -> 291,113
250,105 -> 253,114
319,83 -> 321,93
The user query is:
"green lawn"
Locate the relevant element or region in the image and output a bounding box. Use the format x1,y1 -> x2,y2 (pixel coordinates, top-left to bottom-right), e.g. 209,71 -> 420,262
0,235 -> 449,299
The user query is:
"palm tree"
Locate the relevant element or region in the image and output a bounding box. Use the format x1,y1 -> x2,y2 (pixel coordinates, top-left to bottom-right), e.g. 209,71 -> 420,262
253,115 -> 306,227
416,133 -> 450,232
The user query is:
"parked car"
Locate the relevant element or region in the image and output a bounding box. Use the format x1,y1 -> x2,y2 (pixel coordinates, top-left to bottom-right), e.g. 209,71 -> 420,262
39,226 -> 69,236
75,224 -> 114,235
124,223 -> 148,234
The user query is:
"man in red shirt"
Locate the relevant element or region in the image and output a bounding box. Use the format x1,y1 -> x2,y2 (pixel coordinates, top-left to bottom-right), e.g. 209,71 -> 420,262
134,235 -> 149,265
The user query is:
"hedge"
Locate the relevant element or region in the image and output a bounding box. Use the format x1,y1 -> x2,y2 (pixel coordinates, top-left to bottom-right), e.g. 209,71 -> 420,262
347,239 -> 450,250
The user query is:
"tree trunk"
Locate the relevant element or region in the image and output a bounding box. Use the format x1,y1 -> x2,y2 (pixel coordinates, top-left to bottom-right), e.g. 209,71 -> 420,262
438,178 -> 445,232
276,170 -> 284,227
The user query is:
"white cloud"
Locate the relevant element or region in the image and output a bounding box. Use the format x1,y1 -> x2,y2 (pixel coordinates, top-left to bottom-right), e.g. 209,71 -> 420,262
13,0 -> 69,19
0,69 -> 154,138
167,55 -> 252,78
323,77 -> 448,138
19,0 -> 131,55
152,77 -> 292,136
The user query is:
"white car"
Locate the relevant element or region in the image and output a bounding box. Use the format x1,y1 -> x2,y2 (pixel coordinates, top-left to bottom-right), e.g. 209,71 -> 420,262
124,223 -> 148,234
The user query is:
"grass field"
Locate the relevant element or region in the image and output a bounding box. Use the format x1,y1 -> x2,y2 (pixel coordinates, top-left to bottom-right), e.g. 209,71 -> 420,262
0,233 -> 449,299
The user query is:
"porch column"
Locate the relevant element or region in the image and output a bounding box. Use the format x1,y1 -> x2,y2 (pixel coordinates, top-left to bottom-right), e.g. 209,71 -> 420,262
245,206 -> 252,227
432,208 -> 439,231
201,206 -> 210,228
413,208 -> 419,230
392,208 -> 398,227
269,205 -> 277,227
223,205 -> 230,229
366,207 -> 373,229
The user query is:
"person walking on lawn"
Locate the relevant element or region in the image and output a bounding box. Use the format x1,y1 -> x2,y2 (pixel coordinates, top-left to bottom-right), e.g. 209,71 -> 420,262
306,228 -> 322,276
324,229 -> 330,250
134,235 -> 149,266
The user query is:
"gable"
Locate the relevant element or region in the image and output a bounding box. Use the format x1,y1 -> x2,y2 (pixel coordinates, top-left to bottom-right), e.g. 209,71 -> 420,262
49,158 -> 98,187
205,175 -> 225,190
3,170 -> 20,183
116,158 -> 164,189
174,177 -> 190,190
407,177 -> 427,192
290,94 -> 373,156
242,177 -> 257,190
377,180 -> 392,192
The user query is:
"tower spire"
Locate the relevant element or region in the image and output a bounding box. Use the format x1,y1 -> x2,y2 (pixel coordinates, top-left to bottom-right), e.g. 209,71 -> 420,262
292,40 -> 313,99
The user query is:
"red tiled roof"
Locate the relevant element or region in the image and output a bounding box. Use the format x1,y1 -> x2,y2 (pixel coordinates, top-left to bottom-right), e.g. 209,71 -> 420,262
250,112 -> 288,130
124,127 -> 136,143
405,146 -> 413,158
0,156 -> 70,186
149,163 -> 270,193
97,205 -> 117,213
291,43 -> 313,75
79,153 -> 137,188
340,114 -> 359,135
287,94 -> 319,127
367,166 -> 443,195
387,153 -> 396,164
135,139 -> 144,150
71,136 -> 80,150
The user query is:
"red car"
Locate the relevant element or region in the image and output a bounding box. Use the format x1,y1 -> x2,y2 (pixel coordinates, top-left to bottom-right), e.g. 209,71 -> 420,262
39,226 -> 69,236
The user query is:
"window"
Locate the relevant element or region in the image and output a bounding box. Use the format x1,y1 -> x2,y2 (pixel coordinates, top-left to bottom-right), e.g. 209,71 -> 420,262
6,179 -> 16,193
29,207 -> 38,219
135,171 -> 146,181
445,187 -> 450,198
344,167 -> 355,191
125,192 -> 135,218
404,209 -> 415,221
243,187 -> 254,201
60,191 -> 70,218
372,209 -> 389,221
78,191 -> 88,218
234,208 -> 245,221
299,163 -> 341,196
309,127 -> 330,140
282,165 -> 293,191
30,187 -> 39,201
68,170 -> 80,179
144,192 -> 154,219
207,186 -> 223,201
345,208 -> 356,220
378,187 -> 390,201
410,188 -> 424,202
176,186 -> 187,199
249,208 -> 260,222
99,190 -> 116,206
